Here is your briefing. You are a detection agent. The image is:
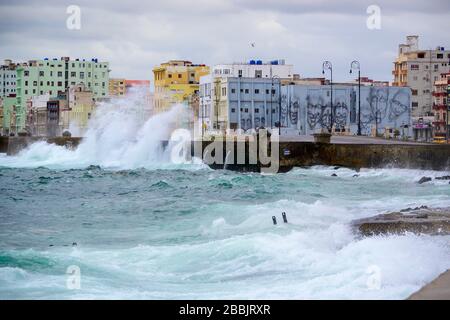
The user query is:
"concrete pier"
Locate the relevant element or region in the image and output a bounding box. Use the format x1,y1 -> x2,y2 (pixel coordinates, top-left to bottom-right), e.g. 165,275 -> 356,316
408,270 -> 450,300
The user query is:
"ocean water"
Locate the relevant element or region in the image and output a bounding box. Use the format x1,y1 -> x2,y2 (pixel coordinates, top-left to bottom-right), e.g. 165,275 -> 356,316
0,99 -> 449,300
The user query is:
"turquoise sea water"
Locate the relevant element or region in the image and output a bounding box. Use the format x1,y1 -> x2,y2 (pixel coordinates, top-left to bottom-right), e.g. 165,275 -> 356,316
0,101 -> 449,299
1,161 -> 450,299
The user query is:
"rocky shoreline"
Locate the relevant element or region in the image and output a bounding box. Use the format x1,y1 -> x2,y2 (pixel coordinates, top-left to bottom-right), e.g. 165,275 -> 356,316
352,206 -> 450,237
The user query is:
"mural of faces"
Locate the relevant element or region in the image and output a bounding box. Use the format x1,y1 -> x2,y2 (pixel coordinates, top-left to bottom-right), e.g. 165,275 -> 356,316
367,88 -> 389,120
306,94 -> 325,129
290,100 -> 299,125
388,89 -> 409,121
333,96 -> 348,128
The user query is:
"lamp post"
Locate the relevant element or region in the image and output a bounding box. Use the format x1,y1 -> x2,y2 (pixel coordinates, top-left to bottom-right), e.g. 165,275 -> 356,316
272,75 -> 281,135
350,60 -> 361,136
322,61 -> 333,133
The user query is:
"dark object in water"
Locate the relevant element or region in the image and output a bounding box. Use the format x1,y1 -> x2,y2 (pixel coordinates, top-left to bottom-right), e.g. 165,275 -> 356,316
272,216 -> 277,225
282,212 -> 288,223
418,177 -> 432,184
331,173 -> 338,177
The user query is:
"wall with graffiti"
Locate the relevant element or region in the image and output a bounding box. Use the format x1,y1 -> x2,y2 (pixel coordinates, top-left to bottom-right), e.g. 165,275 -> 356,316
280,85 -> 411,136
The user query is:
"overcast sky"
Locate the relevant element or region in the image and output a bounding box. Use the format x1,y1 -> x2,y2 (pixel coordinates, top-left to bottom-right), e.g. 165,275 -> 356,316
1,0 -> 449,83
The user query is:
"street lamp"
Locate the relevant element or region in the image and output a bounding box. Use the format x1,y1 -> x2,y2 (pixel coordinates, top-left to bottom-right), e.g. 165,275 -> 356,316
322,61 -> 333,133
350,60 -> 361,136
272,75 -> 281,135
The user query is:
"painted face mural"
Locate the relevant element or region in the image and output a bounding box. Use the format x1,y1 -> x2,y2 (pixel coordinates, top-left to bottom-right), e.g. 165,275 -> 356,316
290,100 -> 299,125
334,96 -> 348,128
306,94 -> 324,130
368,88 -> 389,120
246,118 -> 252,129
280,94 -> 288,127
388,89 -> 409,121
254,117 -> 260,128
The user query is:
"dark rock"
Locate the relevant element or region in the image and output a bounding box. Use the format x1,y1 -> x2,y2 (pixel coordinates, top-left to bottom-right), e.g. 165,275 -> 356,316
352,207 -> 450,236
331,173 -> 338,177
72,242 -> 77,246
334,166 -> 340,170
418,177 -> 432,184
435,176 -> 450,180
353,174 -> 359,177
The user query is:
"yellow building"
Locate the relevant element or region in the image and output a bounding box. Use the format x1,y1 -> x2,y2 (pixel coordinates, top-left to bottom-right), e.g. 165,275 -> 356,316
153,60 -> 209,113
109,78 -> 126,97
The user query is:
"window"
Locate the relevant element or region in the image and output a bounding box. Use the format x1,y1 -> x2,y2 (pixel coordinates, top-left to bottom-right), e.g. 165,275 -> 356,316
178,74 -> 182,79
412,89 -> 418,96
24,71 -> 29,76
80,72 -> 85,79
39,71 -> 44,76
244,108 -> 248,113
412,102 -> 418,108
168,74 -> 172,78
71,72 -> 76,77
25,81 -> 28,86
40,81 -> 43,86
244,89 -> 249,94
190,73 -> 195,77
418,52 -> 425,58
231,108 -> 236,113
33,81 -> 37,86
231,88 -> 236,94
410,64 -> 419,70
25,90 -> 28,94
255,89 -> 260,94
255,108 -> 259,113
437,53 -> 443,59
271,89 -> 276,94
266,89 -> 270,94
222,87 -> 226,96
238,70 -> 242,77
58,71 -> 62,77
58,81 -> 62,86
50,71 -> 53,76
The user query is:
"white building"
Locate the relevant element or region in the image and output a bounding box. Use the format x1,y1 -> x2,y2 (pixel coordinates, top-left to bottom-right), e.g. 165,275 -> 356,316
212,59 -> 293,79
0,59 -> 18,97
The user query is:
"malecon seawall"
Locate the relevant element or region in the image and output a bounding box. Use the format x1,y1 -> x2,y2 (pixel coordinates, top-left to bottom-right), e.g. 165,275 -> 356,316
0,136 -> 82,156
1,136 -> 449,171
194,139 -> 450,172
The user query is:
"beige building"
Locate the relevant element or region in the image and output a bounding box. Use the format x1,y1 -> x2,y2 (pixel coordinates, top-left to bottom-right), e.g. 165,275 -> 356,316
68,83 -> 95,135
109,78 -> 126,96
393,35 -> 450,117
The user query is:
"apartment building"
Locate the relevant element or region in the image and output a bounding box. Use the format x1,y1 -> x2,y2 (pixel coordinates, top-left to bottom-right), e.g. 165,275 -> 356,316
0,59 -> 18,97
15,57 -> 109,131
153,60 -> 209,113
393,35 -> 450,117
432,73 -> 450,143
109,78 -> 126,96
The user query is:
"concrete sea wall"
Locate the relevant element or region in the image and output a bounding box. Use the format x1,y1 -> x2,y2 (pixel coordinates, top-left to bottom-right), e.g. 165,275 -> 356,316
0,136 -> 82,156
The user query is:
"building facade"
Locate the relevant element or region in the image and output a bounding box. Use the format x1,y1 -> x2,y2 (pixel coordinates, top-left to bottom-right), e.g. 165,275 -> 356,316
200,77 -> 412,138
109,78 -> 126,96
432,73 -> 450,143
212,59 -> 293,79
67,83 -> 95,135
0,59 -> 18,97
153,60 -> 209,113
15,57 -> 109,131
393,35 -> 450,117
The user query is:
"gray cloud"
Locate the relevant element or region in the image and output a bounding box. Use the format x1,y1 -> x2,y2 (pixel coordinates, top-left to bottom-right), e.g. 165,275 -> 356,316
1,0 -> 449,82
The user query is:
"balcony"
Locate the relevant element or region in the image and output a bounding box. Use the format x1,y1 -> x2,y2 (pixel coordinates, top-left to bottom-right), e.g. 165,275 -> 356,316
432,120 -> 446,126
433,104 -> 447,110
432,91 -> 446,97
